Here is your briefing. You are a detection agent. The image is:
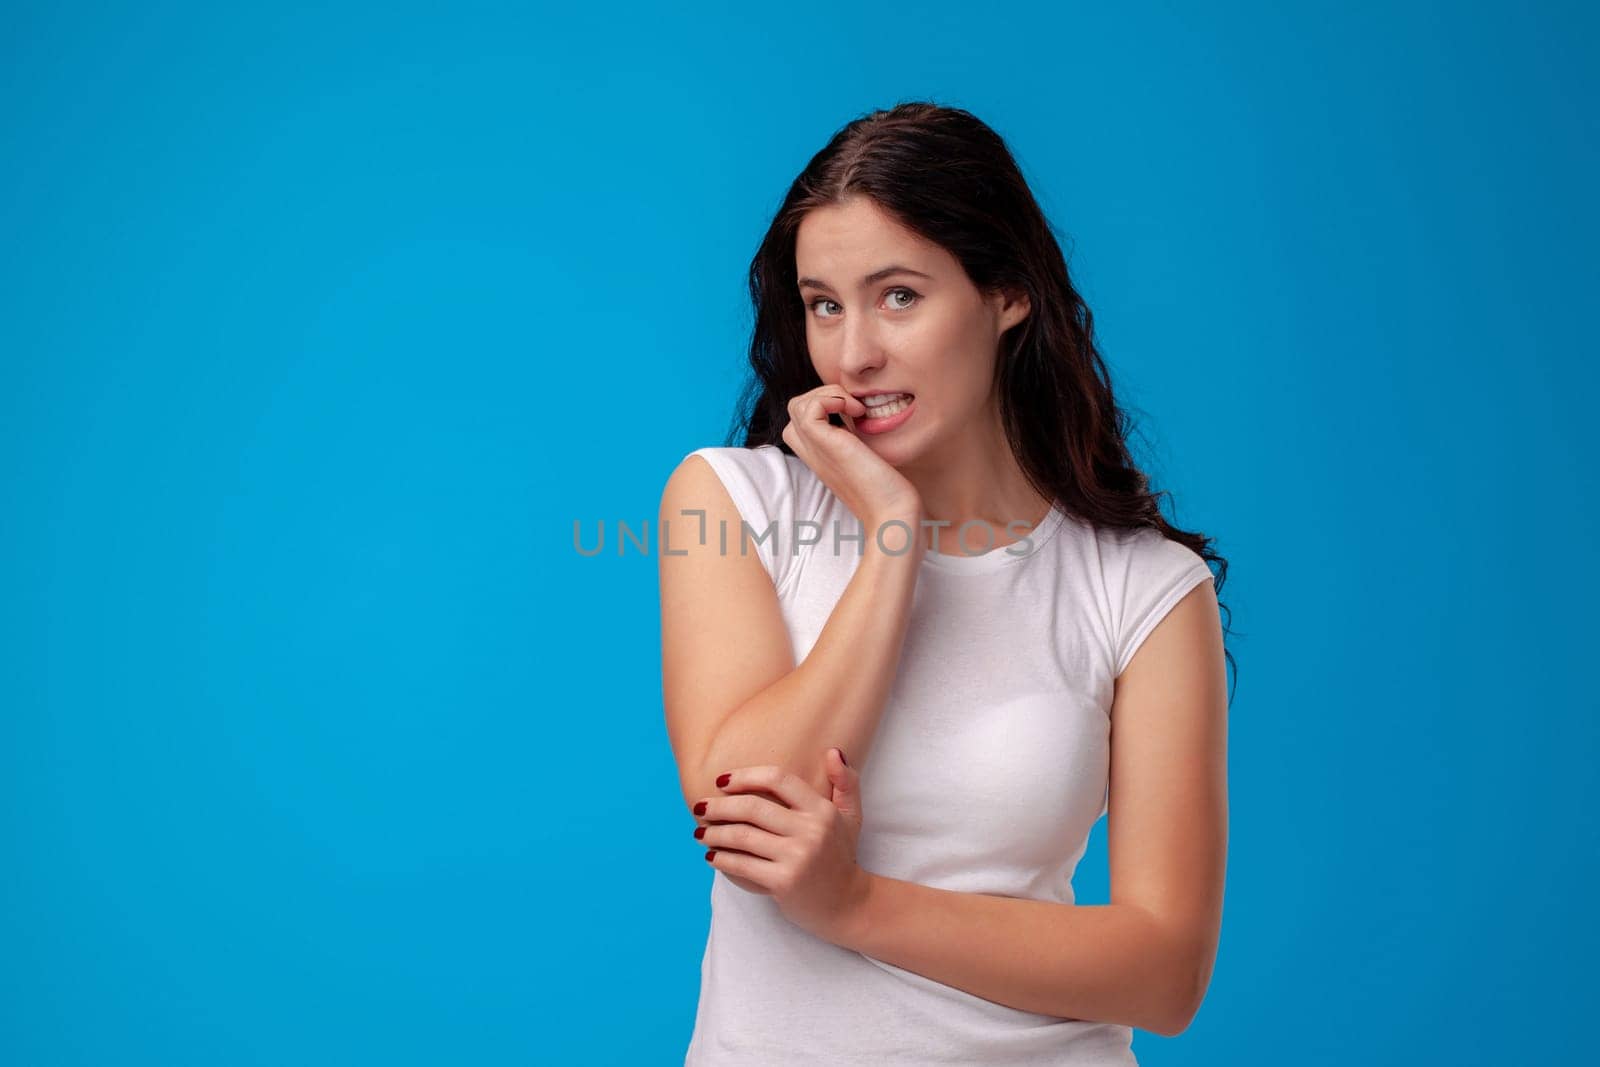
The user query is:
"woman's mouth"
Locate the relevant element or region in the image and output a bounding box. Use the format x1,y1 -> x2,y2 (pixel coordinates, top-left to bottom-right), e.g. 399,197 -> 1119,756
855,393 -> 915,434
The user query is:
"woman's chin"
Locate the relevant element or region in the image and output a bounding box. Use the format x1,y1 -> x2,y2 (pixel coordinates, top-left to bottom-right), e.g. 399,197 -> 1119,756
858,427 -> 924,467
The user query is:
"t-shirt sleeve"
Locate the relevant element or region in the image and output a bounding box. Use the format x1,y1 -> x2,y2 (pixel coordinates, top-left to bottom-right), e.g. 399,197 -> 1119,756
1103,527 -> 1215,677
683,445 -> 801,597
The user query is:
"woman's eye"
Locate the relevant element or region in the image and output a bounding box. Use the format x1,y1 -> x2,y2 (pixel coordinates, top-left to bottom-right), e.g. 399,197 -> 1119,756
808,289 -> 919,319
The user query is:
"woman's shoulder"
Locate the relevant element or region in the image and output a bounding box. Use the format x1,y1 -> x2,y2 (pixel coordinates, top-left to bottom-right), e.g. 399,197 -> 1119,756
681,444 -> 790,511
676,444 -> 836,599
1091,521 -> 1208,573
684,442 -> 787,470
1085,521 -> 1215,676
681,444 -> 831,522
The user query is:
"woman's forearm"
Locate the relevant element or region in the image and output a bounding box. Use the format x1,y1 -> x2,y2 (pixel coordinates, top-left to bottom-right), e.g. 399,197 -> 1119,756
831,874 -> 1210,1038
701,518 -> 922,800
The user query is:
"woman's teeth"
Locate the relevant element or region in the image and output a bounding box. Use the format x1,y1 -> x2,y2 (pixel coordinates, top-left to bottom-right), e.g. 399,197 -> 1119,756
861,394 -> 912,418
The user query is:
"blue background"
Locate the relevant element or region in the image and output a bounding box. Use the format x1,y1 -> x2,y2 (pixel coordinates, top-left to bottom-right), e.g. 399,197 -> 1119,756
4,1 -> 1595,1063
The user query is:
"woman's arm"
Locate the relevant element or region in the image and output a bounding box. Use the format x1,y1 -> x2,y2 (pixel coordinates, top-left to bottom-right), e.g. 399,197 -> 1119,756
658,454 -> 922,808
825,580 -> 1229,1038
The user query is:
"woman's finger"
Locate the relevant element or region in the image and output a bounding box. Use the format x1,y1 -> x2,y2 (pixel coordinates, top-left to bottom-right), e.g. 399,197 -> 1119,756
815,389 -> 863,410
705,846 -> 781,887
805,390 -> 864,421
697,820 -> 786,861
791,386 -> 861,425
697,790 -> 806,837
720,764 -> 829,816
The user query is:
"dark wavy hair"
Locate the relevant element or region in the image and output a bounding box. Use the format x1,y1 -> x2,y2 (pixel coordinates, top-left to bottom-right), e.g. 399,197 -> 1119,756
727,100 -> 1236,697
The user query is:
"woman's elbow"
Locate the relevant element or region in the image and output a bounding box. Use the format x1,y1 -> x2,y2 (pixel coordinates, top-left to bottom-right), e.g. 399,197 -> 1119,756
1151,947 -> 1215,1037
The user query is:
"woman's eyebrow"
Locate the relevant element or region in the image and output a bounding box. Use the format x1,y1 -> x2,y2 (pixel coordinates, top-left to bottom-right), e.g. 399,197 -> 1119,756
797,265 -> 933,292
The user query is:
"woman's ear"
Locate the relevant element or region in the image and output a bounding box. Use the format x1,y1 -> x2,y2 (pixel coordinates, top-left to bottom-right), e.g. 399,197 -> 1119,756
993,286 -> 1031,334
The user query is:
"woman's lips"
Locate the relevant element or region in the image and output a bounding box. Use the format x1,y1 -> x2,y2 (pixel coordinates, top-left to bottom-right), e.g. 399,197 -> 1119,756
855,394 -> 915,435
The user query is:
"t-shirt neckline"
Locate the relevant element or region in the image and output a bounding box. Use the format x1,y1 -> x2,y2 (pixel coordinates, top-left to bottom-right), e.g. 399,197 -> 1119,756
915,503 -> 1068,574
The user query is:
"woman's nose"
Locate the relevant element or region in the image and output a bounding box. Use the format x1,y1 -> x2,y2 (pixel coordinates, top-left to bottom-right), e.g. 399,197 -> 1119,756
837,321 -> 886,378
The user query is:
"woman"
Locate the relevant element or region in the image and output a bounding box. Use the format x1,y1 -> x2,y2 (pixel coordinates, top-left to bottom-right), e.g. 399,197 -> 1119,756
658,101 -> 1233,1065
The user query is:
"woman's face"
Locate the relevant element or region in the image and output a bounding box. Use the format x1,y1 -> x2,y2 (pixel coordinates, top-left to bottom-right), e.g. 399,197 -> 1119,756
794,195 -> 1029,467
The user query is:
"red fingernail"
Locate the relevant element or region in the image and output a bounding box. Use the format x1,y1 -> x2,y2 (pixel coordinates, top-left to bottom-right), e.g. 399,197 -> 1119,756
704,850 -> 716,862
716,773 -> 731,788
693,801 -> 707,816
693,826 -> 706,840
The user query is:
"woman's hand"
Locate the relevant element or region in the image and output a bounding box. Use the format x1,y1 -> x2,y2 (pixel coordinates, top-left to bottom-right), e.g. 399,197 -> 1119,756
691,749 -> 870,944
780,385 -> 923,532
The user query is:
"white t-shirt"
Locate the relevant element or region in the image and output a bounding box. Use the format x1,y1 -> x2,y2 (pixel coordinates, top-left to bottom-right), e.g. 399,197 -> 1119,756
681,444 -> 1215,1066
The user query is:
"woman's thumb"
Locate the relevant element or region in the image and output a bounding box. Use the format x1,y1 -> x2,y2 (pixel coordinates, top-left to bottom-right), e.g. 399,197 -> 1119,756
826,747 -> 862,820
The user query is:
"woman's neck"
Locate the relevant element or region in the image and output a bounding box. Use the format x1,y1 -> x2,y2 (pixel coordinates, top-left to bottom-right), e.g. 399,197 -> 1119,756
898,413 -> 1054,554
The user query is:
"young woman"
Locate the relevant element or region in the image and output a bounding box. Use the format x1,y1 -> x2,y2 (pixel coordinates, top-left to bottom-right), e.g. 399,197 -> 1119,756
658,101 -> 1233,1065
